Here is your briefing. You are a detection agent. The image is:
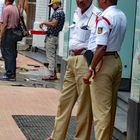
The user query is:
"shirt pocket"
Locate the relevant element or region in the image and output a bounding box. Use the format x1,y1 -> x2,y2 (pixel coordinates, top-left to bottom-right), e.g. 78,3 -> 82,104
77,26 -> 91,42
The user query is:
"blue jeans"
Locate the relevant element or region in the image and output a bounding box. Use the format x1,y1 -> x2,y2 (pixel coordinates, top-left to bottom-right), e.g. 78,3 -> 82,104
1,29 -> 17,78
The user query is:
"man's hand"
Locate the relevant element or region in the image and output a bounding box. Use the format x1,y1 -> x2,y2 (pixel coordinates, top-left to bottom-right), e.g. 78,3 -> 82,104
39,23 -> 46,29
39,22 -> 47,29
83,70 -> 92,84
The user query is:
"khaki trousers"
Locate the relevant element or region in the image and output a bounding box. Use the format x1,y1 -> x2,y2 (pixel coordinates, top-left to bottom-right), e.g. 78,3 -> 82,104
90,54 -> 122,140
46,35 -> 58,76
51,55 -> 93,140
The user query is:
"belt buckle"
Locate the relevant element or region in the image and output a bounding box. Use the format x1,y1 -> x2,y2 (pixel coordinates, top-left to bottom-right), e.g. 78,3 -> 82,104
75,50 -> 81,55
69,49 -> 86,56
75,49 -> 85,55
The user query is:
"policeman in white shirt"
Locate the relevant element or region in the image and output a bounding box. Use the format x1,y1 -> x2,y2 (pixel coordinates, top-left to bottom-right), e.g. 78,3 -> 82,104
83,0 -> 127,140
46,0 -> 101,140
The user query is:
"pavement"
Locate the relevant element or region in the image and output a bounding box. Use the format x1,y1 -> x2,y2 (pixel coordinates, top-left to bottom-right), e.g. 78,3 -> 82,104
0,43 -> 128,140
0,47 -> 61,89
0,48 -> 77,140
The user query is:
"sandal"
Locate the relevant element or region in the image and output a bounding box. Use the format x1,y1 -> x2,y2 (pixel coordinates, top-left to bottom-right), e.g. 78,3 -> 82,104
42,75 -> 58,80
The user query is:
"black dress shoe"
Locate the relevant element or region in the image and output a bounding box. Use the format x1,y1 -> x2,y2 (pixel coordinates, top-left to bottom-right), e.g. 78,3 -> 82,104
0,75 -> 16,81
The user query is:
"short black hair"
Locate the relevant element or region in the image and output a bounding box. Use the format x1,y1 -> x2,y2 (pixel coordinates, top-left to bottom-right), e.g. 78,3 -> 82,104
109,0 -> 117,5
8,0 -> 15,4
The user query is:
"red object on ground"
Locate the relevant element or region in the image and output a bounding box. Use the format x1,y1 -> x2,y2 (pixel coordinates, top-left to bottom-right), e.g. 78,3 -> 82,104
29,30 -> 47,35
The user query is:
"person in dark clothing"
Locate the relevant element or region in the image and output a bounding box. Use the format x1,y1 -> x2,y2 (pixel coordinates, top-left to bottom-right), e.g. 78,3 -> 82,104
0,0 -> 19,81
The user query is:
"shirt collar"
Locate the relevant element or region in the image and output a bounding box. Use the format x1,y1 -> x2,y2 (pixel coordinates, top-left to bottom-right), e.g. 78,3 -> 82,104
102,5 -> 117,15
92,5 -> 102,16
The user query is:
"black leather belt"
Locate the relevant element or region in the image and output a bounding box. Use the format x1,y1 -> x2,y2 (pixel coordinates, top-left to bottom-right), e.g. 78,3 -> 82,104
104,51 -> 117,56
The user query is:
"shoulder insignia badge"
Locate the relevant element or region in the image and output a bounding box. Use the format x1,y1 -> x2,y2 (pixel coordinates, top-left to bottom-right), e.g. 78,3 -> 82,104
98,27 -> 103,34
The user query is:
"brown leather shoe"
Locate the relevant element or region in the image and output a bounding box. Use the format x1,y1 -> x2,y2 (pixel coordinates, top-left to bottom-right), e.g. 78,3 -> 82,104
45,136 -> 53,140
42,75 -> 58,80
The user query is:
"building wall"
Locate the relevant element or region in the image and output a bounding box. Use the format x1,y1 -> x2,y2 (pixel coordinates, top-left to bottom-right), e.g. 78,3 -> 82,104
32,0 -> 49,47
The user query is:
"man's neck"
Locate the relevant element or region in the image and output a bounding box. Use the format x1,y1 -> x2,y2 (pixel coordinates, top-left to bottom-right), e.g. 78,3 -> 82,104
6,1 -> 12,6
54,6 -> 60,11
81,4 -> 91,14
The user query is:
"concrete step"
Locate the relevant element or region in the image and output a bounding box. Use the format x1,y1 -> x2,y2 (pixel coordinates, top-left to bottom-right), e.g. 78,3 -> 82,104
36,46 -> 46,55
117,91 -> 130,112
35,46 -> 62,64
19,46 -> 62,64
19,47 -> 62,72
113,107 -> 127,140
19,50 -> 47,64
113,92 -> 130,140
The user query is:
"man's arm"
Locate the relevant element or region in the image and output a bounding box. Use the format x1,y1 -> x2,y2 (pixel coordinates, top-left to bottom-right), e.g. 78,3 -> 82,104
0,9 -> 8,38
0,20 -> 7,38
90,45 -> 107,70
40,18 -> 58,28
83,45 -> 107,84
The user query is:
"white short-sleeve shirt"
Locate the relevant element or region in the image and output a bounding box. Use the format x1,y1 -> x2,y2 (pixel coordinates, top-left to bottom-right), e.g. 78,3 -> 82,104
96,6 -> 127,52
69,4 -> 101,50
